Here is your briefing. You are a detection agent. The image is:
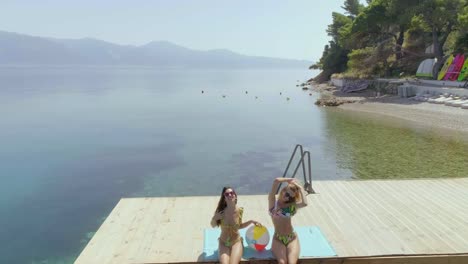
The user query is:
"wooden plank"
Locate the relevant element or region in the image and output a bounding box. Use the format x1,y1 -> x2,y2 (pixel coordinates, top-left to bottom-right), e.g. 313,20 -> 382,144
340,181 -> 415,255
75,198 -> 148,263
401,181 -> 468,251
374,180 -> 467,252
141,254 -> 468,264
76,178 -> 468,264
371,180 -> 453,253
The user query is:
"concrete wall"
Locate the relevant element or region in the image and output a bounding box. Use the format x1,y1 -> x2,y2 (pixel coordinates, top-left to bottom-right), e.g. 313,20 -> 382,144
330,78 -> 344,88
399,84 -> 468,97
416,79 -> 467,88
332,77 -> 468,97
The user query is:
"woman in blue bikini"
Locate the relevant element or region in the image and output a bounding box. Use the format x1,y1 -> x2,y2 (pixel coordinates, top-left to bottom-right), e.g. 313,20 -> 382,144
210,186 -> 260,264
269,178 -> 308,264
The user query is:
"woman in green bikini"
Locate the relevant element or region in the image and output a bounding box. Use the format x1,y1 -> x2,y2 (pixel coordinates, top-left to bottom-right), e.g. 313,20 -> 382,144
269,178 -> 308,264
210,186 -> 260,264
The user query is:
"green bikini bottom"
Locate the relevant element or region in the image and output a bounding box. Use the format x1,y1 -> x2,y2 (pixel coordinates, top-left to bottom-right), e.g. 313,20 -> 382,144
274,231 -> 297,246
219,236 -> 243,248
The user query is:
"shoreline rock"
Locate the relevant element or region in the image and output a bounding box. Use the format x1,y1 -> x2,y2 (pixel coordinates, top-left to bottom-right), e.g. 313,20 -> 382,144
315,97 -> 356,106
307,81 -> 468,135
311,82 -> 370,107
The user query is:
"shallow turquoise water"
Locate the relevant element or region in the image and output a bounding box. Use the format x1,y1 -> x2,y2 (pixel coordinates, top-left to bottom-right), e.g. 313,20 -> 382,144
0,67 -> 467,263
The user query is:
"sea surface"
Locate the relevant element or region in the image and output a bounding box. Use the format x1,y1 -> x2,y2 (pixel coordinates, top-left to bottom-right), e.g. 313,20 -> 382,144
0,66 -> 467,264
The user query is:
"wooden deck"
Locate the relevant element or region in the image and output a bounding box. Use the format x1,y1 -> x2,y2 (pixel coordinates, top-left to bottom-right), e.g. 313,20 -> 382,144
75,178 -> 468,264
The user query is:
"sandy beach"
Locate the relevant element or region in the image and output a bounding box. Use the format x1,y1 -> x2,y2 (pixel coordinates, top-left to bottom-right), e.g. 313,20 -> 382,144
311,83 -> 468,134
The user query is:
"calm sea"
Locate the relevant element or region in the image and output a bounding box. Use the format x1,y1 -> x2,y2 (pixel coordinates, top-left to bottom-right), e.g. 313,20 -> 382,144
0,66 -> 467,264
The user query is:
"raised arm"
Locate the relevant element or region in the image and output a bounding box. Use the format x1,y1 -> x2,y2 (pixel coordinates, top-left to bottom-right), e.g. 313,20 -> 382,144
268,178 -> 281,210
269,177 -> 295,209
295,182 -> 308,208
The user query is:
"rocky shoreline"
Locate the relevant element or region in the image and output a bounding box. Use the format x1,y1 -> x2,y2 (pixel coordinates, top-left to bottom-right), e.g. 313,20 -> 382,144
309,82 -> 468,134
310,82 -> 374,106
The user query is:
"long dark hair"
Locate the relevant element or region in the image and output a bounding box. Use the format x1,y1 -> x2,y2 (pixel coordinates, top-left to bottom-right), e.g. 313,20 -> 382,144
214,186 -> 237,226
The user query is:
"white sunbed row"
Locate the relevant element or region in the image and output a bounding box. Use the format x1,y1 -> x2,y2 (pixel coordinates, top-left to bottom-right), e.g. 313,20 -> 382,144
412,93 -> 468,109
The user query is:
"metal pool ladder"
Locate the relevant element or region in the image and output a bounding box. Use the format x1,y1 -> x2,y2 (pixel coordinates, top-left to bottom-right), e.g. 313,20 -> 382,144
277,144 -> 315,194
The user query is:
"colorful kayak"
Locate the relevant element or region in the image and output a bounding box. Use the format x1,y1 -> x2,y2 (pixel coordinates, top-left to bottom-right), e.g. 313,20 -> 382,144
445,54 -> 464,81
458,58 -> 468,81
437,55 -> 454,80
443,54 -> 460,80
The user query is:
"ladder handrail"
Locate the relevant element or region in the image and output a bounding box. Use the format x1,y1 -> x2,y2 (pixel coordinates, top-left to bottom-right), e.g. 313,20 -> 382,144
281,144 -> 305,179
276,144 -> 315,194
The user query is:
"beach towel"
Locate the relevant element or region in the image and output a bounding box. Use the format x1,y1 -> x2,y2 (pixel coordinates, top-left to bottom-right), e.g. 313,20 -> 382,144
202,226 -> 336,261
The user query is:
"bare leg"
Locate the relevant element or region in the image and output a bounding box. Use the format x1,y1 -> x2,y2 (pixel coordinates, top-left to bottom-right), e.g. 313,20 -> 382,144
229,239 -> 243,264
286,237 -> 300,264
271,238 -> 288,264
218,241 -> 230,264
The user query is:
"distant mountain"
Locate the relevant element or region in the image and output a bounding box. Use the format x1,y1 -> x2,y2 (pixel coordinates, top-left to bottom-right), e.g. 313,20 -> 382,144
0,31 -> 310,68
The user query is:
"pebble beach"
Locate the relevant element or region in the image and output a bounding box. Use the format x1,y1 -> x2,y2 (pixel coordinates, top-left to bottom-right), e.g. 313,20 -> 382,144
311,83 -> 468,134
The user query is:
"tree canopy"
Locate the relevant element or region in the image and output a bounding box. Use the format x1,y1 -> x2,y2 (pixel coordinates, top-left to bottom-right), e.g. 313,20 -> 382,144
313,0 -> 468,80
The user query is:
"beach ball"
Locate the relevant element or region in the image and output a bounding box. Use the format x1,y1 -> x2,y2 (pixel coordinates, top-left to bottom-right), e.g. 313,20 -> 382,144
245,225 -> 270,251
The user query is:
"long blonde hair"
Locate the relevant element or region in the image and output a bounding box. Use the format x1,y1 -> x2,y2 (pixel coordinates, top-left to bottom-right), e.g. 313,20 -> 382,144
281,183 -> 301,203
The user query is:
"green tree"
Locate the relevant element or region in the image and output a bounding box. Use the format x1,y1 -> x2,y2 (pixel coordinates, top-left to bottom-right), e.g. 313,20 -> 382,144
416,0 -> 465,60
314,0 -> 467,80
341,0 -> 364,18
312,11 -> 353,80
385,0 -> 420,59
326,12 -> 353,45
312,41 -> 348,72
454,2 -> 468,52
346,0 -> 436,76
350,0 -> 419,59
346,1 -> 401,76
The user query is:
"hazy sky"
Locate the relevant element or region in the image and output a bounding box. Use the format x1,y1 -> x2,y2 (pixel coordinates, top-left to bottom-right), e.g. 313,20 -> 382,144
0,0 -> 357,61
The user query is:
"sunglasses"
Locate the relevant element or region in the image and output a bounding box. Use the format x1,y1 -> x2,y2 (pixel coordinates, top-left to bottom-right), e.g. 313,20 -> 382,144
224,191 -> 236,197
284,191 -> 295,199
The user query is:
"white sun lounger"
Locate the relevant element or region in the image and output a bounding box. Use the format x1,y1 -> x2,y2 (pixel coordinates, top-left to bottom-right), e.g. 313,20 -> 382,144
444,97 -> 462,106
428,94 -> 445,103
433,95 -> 454,104
447,97 -> 468,107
